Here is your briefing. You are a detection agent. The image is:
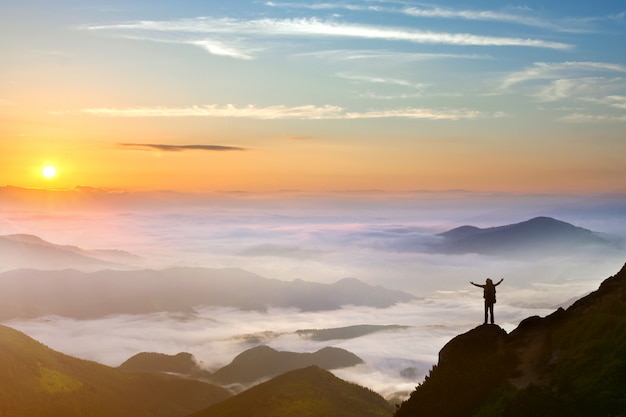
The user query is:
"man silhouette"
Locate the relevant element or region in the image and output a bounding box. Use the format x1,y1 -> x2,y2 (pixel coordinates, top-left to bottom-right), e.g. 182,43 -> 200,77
470,278 -> 504,324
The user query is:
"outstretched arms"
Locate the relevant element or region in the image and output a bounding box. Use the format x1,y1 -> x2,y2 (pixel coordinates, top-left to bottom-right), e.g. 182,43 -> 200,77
495,278 -> 504,286
470,281 -> 484,288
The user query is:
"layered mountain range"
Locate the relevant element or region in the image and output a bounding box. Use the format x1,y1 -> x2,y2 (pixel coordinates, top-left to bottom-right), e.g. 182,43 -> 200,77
118,345 -> 363,390
0,267 -> 414,319
2,261 -> 626,416
2,263 -> 625,416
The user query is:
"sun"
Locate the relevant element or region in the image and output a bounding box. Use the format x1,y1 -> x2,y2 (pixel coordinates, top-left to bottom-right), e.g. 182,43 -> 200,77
42,165 -> 57,179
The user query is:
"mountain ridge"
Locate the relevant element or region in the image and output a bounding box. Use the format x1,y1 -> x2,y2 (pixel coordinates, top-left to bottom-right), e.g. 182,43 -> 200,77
209,345 -> 364,388
187,365 -> 394,417
0,324 -> 231,417
432,216 -> 618,256
0,233 -> 143,271
0,267 -> 414,319
394,262 -> 626,417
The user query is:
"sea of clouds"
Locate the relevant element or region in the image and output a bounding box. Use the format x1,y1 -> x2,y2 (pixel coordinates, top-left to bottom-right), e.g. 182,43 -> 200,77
1,188 -> 625,398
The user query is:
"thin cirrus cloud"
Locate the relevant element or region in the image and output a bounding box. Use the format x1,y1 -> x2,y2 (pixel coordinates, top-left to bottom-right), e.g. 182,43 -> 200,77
295,49 -> 492,62
336,73 -> 428,90
502,61 -> 626,89
500,61 -> 626,120
79,104 -> 498,121
402,6 -> 587,32
266,1 -> 595,33
118,143 -> 246,152
81,16 -> 572,60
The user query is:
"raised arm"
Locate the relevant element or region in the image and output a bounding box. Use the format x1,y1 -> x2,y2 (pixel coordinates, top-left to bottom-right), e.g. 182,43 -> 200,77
494,278 -> 504,286
470,281 -> 484,288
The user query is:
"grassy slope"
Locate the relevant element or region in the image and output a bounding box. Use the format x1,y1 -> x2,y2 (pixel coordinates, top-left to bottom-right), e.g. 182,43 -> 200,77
0,325 -> 230,417
188,366 -> 394,417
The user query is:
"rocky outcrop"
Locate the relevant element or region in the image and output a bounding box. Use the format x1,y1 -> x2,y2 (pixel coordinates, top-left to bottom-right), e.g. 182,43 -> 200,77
395,324 -> 515,417
395,263 -> 626,417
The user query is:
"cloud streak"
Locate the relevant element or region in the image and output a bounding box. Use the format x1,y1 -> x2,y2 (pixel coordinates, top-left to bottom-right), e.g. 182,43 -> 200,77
402,6 -> 587,33
296,49 -> 491,62
118,143 -> 246,152
266,1 -> 597,33
77,104 -> 500,121
502,61 -> 626,89
82,16 -> 572,59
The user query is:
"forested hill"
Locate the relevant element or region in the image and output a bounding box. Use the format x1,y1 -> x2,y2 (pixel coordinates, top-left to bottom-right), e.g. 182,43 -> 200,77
0,325 -> 230,417
187,365 -> 394,417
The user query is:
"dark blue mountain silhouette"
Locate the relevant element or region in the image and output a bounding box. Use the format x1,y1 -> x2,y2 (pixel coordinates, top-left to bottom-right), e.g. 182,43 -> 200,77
432,216 -> 618,256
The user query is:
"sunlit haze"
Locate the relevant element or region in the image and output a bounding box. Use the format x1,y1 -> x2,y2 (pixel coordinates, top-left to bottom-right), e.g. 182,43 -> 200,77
2,0 -> 626,192
1,0 -> 625,404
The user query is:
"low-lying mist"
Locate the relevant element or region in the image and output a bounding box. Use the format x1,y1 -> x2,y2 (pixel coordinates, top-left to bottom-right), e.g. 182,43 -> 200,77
6,298 -> 555,399
1,187 -> 625,398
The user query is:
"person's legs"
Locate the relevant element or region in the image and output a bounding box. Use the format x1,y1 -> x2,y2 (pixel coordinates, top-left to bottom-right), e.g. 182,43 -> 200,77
488,303 -> 495,324
484,301 -> 488,324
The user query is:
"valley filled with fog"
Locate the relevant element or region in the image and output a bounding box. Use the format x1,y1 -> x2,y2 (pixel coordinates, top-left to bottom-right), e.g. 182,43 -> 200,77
1,188 -> 625,398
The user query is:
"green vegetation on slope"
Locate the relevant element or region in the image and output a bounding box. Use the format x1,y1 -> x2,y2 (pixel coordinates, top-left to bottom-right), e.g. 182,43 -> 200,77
0,325 -> 230,417
394,263 -> 626,417
189,366 -> 394,417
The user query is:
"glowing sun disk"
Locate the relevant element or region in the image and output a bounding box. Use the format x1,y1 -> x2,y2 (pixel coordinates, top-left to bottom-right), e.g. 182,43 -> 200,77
42,165 -> 57,178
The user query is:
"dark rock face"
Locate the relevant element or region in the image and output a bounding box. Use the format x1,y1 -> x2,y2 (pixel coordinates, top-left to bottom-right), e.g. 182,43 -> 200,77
438,324 -> 508,368
396,325 -> 515,417
395,263 -> 626,417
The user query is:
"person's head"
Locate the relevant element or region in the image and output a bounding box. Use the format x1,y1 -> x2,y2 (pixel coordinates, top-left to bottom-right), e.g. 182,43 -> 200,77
486,278 -> 493,285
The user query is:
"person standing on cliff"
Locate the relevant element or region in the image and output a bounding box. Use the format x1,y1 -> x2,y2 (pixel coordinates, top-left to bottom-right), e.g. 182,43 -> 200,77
470,278 -> 504,325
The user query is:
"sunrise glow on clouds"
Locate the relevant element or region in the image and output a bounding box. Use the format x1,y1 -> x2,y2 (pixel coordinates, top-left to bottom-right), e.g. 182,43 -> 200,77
1,0 -> 625,193
2,3 -> 626,401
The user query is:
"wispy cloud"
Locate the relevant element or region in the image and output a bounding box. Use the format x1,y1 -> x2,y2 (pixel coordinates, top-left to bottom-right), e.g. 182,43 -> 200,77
76,104 -> 500,121
502,61 -> 626,89
265,1 -> 597,33
265,1 -> 383,12
118,143 -> 246,152
402,6 -> 587,32
82,16 -> 572,59
535,77 -> 624,102
336,73 -> 428,90
561,113 -> 626,123
588,95 -> 626,110
501,61 -> 626,109
295,49 -> 491,62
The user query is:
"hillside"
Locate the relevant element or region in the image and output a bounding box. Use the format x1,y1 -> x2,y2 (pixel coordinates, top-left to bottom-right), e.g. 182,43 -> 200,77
394,262 -> 626,417
0,325 -> 231,417
432,216 -> 618,256
296,324 -> 410,341
0,267 -> 414,319
118,352 -> 210,378
0,234 -> 142,271
210,345 -> 363,386
188,365 -> 394,417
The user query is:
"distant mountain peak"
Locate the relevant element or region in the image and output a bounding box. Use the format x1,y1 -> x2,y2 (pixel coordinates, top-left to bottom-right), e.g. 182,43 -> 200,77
189,365 -> 394,417
0,233 -> 142,272
431,216 -> 617,257
209,345 -> 363,386
3,233 -> 51,245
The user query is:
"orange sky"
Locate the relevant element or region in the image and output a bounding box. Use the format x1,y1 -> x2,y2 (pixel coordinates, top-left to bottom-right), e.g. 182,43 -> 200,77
2,1 -> 626,194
